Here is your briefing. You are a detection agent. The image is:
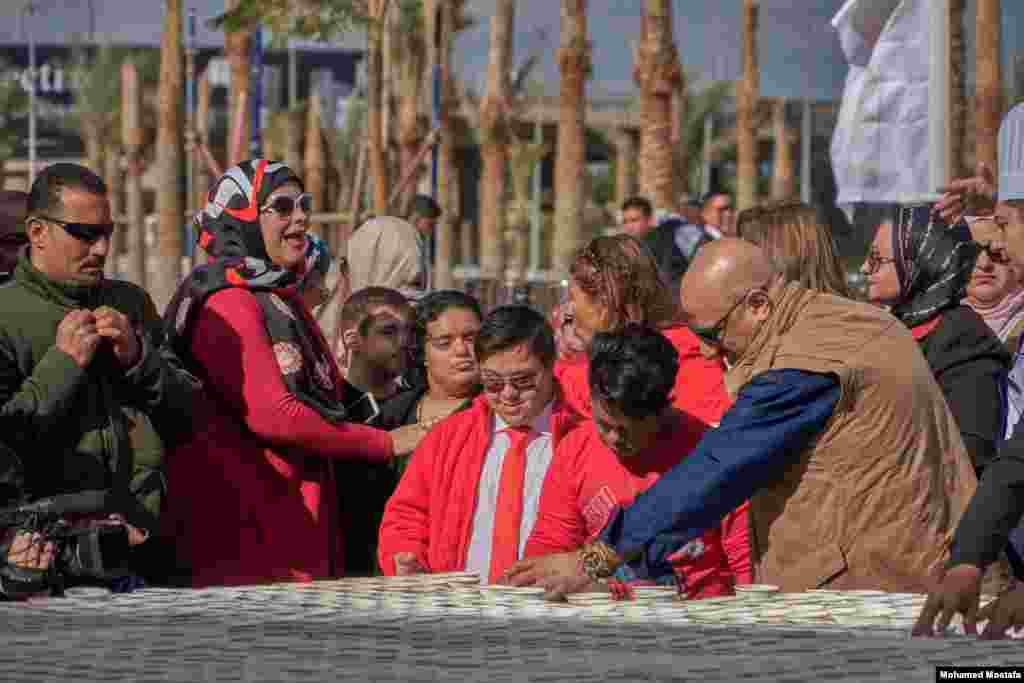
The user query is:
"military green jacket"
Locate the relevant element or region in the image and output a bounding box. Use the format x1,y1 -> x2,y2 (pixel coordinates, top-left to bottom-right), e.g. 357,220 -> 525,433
0,252 -> 200,529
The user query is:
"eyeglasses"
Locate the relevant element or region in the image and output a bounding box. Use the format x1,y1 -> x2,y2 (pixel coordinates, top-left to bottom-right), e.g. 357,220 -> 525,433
261,193 -> 313,217
975,241 -> 1012,265
34,215 -> 115,243
480,369 -> 542,396
863,249 -> 896,275
687,294 -> 749,348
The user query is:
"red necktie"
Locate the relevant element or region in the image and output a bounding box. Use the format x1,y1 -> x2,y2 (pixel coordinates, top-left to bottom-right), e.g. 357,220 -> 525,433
488,427 -> 533,583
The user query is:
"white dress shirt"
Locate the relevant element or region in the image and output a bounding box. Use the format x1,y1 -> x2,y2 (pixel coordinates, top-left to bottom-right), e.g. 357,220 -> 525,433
464,403 -> 555,583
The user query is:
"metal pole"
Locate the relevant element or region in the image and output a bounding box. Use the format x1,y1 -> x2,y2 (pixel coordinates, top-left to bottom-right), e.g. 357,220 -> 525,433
928,0 -> 951,200
701,112 -> 713,197
185,8 -> 197,255
25,1 -> 37,184
801,99 -> 812,204
250,26 -> 263,158
288,40 -> 297,110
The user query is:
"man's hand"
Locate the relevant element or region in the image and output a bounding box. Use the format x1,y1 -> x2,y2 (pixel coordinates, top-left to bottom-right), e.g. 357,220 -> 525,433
93,306 -> 141,368
96,515 -> 149,546
912,564 -> 983,637
502,551 -> 582,587
56,309 -> 102,369
391,424 -> 427,458
393,552 -> 426,576
933,162 -> 998,224
977,584 -> 1024,639
537,574 -> 603,602
3,529 -> 56,571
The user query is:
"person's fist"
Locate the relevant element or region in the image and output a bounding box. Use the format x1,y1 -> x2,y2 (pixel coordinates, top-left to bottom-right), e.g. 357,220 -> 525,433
934,162 -> 998,225
3,529 -> 56,571
391,424 -> 427,458
56,309 -> 102,369
94,306 -> 141,368
393,552 -> 427,576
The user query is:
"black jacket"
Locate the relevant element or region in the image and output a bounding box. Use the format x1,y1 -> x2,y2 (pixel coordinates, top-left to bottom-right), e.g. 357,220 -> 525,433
917,306 -> 1011,476
642,219 -> 714,293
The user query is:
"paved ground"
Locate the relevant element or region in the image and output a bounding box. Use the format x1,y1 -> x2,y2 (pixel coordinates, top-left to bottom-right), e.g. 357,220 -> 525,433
0,582 -> 1019,682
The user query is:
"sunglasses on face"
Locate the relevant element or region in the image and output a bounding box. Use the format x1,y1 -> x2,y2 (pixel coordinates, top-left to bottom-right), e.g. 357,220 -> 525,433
480,369 -> 541,395
975,241 -> 1012,265
35,215 -> 115,243
687,294 -> 749,348
262,193 -> 313,217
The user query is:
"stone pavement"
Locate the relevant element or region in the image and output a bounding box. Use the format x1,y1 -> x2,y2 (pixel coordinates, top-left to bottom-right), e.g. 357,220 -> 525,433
0,582 -> 1019,682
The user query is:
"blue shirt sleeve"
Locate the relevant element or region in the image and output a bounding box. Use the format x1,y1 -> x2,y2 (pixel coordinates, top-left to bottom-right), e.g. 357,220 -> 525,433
599,368 -> 841,579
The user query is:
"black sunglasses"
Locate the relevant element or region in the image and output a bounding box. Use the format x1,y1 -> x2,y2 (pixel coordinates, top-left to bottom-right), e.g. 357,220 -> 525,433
687,294 -> 749,348
262,193 -> 313,217
35,215 -> 115,243
975,241 -> 1012,265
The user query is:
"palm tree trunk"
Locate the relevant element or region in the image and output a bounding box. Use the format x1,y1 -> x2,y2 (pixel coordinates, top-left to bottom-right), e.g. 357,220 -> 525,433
975,0 -> 1002,174
368,0 -> 389,214
224,0 -> 250,167
635,0 -> 682,214
950,0 -> 967,179
425,0 -> 456,289
121,60 -> 146,289
737,0 -> 760,211
305,90 -> 326,216
771,99 -> 794,200
478,0 -> 515,282
613,127 -> 638,208
552,0 -> 589,274
153,0 -> 185,311
104,145 -> 122,279
82,119 -> 104,177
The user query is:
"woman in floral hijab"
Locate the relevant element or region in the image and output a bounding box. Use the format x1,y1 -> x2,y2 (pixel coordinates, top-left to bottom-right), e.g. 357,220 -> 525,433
862,205 -> 1010,475
161,160 -> 420,587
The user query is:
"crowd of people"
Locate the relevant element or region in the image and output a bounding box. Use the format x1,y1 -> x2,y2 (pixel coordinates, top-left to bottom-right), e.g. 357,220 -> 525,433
2,104 -> 1024,642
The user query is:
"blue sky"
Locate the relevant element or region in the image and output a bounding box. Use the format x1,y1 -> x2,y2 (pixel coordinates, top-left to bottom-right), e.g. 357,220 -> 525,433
0,0 -> 1021,101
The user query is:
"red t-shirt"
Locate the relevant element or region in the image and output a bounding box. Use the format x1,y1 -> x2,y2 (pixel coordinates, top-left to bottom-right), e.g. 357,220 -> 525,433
525,412 -> 744,599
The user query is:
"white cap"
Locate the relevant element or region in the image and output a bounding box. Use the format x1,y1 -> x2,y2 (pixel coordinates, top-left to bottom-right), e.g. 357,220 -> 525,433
999,103 -> 1024,201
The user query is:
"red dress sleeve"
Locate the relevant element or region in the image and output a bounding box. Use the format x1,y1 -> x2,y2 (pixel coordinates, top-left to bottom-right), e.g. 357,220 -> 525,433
192,287 -> 394,462
378,424 -> 445,574
523,430 -> 589,558
720,500 -> 753,585
554,357 -> 592,418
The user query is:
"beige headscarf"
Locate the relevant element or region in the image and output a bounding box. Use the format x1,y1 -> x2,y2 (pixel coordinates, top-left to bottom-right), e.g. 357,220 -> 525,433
347,216 -> 425,299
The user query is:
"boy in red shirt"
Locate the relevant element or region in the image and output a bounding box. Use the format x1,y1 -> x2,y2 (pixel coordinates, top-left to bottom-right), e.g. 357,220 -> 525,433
511,325 -> 740,598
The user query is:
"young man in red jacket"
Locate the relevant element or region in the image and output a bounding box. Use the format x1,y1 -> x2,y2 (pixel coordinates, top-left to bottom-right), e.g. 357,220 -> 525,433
378,305 -> 581,583
509,325 -> 740,598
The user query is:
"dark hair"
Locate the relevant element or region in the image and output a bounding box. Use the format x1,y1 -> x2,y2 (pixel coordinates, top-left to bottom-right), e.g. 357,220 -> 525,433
408,290 -> 483,384
621,196 -> 653,217
27,163 -> 107,218
341,286 -> 412,335
588,324 -> 678,419
700,191 -> 731,208
407,194 -> 441,221
474,305 -> 556,369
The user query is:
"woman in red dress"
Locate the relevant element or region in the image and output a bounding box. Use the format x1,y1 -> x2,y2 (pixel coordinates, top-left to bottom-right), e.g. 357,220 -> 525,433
161,160 -> 419,587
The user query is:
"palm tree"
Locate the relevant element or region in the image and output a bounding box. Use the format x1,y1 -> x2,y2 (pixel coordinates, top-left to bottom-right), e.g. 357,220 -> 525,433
121,59 -> 146,289
950,0 -> 967,179
394,1 -> 428,214
975,0 -> 1002,174
153,0 -> 185,311
551,0 -> 589,275
737,0 -> 760,211
367,0 -> 390,214
635,0 -> 682,213
477,0 -> 515,281
771,98 -> 794,200
224,0 -> 251,167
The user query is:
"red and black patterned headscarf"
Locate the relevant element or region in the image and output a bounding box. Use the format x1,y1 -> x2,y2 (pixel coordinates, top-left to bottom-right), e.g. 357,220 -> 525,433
164,159 -> 348,423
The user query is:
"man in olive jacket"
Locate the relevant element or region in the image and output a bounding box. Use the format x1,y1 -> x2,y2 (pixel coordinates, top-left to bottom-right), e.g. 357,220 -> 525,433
0,164 -> 200,583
